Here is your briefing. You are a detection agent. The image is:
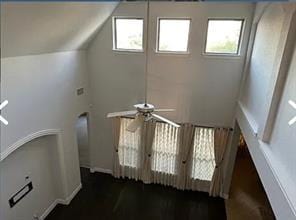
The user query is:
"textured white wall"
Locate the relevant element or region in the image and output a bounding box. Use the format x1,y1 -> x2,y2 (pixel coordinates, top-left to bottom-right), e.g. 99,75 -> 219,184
87,2 -> 254,171
0,51 -> 90,217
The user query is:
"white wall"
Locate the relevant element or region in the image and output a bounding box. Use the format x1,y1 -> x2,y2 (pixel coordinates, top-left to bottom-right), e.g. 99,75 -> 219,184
240,4 -> 285,129
0,135 -> 63,220
0,50 -> 90,218
1,2 -> 118,57
238,3 -> 296,219
87,2 -> 254,171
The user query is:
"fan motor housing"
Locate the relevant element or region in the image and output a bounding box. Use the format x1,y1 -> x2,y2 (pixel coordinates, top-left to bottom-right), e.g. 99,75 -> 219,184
134,103 -> 155,113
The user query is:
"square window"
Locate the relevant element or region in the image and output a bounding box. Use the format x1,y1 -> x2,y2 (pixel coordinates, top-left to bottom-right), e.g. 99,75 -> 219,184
157,18 -> 191,53
113,18 -> 144,51
205,19 -> 244,55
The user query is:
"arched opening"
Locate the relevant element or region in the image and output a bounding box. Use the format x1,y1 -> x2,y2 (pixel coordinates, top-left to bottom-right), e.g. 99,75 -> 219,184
75,113 -> 90,169
0,134 -> 66,220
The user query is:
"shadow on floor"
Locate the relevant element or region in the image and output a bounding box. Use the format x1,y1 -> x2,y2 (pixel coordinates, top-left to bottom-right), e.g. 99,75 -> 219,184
46,168 -> 226,220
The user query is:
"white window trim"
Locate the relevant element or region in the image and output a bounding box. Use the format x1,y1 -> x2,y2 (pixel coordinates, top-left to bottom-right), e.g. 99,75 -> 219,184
155,17 -> 192,55
203,18 -> 245,57
112,16 -> 145,53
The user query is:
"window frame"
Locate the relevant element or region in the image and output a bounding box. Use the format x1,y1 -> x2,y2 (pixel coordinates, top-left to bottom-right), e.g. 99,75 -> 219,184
112,16 -> 145,53
203,18 -> 245,56
156,17 -> 192,54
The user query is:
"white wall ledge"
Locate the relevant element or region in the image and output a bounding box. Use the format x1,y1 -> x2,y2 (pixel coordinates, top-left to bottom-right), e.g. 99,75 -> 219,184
237,105 -> 296,219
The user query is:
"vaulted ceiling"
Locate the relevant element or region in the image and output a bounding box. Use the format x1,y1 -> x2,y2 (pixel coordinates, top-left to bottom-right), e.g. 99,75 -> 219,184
1,2 -> 118,58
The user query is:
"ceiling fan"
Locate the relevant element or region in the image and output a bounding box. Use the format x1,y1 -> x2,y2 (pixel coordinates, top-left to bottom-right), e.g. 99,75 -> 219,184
107,0 -> 180,132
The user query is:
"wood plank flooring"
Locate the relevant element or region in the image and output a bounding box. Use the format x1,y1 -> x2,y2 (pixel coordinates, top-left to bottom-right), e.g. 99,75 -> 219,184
46,168 -> 226,220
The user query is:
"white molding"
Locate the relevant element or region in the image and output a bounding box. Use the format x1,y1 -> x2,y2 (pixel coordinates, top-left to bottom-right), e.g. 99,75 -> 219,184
238,102 -> 258,136
258,143 -> 296,217
60,183 -> 82,205
236,105 -> 296,219
40,183 -> 82,220
90,167 -> 113,175
0,129 -> 69,205
0,129 -> 61,161
40,200 -> 59,220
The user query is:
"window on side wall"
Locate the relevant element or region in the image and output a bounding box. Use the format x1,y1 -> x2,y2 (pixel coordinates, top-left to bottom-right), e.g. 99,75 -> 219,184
113,17 -> 144,52
205,19 -> 244,55
118,118 -> 216,182
157,18 -> 191,53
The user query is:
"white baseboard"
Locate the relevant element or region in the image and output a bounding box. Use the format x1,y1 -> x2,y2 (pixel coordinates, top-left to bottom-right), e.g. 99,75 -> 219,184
40,199 -> 59,220
61,183 -> 82,205
40,183 -> 82,220
90,167 -> 112,175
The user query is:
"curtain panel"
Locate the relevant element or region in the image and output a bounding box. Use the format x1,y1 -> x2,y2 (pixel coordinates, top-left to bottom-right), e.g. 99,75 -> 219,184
151,122 -> 179,187
112,117 -> 231,197
176,123 -> 195,190
186,127 -> 216,192
117,117 -> 142,180
141,119 -> 157,183
209,128 -> 231,197
111,117 -> 121,178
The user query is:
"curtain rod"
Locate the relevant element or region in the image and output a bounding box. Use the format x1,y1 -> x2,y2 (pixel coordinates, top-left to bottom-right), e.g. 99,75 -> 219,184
120,116 -> 233,131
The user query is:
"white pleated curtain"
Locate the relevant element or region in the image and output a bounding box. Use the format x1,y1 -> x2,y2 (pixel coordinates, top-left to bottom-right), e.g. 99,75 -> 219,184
151,122 -> 179,186
186,127 -> 215,192
117,117 -> 142,180
112,117 -> 230,197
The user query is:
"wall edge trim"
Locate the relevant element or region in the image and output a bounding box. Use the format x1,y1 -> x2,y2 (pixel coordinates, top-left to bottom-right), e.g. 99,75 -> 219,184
0,129 -> 61,161
40,183 -> 82,220
236,105 -> 296,219
90,167 -> 113,175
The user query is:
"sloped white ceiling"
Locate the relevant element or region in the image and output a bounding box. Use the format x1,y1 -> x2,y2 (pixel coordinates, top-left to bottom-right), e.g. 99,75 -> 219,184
1,2 -> 118,57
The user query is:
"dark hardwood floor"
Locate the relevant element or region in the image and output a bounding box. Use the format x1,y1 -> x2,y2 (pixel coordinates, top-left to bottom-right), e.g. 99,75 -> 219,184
46,168 -> 226,220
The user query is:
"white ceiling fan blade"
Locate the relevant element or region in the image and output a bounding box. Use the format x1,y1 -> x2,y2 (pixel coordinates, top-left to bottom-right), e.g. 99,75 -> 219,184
154,109 -> 175,112
107,110 -> 137,118
151,113 -> 180,128
126,115 -> 143,132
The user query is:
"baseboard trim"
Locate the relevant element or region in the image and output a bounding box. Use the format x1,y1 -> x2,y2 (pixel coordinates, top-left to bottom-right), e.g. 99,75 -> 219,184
40,183 -> 82,220
40,199 -> 59,220
62,183 -> 82,205
90,167 -> 112,175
